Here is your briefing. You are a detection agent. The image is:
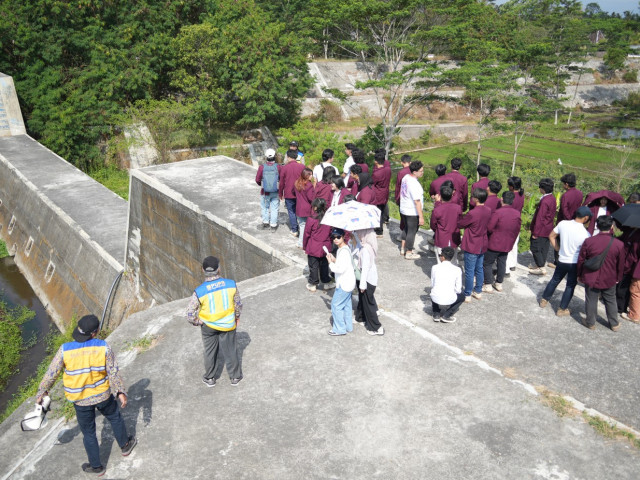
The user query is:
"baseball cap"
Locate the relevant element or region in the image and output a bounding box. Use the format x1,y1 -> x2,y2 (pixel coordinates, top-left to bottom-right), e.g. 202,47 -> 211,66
72,314 -> 100,343
575,206 -> 593,218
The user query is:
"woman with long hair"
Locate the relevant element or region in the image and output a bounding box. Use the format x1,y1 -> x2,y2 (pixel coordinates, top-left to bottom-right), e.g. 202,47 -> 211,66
330,175 -> 350,207
506,176 -> 524,272
303,198 -> 334,293
326,228 -> 356,336
314,166 -> 335,206
294,167 -> 314,248
354,228 -> 384,335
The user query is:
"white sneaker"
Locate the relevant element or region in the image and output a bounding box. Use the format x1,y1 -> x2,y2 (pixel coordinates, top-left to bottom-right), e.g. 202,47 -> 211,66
367,327 -> 385,336
471,292 -> 482,300
492,282 -> 503,292
306,283 -> 317,292
441,316 -> 457,323
482,284 -> 494,294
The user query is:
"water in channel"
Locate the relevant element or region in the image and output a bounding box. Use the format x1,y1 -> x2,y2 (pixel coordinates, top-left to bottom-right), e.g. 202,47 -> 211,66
0,256 -> 58,413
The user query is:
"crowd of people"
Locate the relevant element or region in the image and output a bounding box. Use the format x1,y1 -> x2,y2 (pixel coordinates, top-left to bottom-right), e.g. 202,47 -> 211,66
256,143 -> 640,331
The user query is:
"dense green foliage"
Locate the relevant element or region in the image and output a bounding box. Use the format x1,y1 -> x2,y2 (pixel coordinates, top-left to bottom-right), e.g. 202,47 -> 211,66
0,301 -> 35,390
0,240 -> 8,258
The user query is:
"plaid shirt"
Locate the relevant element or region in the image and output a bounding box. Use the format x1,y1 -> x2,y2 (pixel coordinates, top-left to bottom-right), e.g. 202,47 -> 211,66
186,274 -> 243,326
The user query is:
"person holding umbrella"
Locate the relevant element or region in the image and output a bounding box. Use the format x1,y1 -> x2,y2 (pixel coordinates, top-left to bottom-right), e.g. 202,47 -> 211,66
326,228 -> 356,336
582,190 -> 625,235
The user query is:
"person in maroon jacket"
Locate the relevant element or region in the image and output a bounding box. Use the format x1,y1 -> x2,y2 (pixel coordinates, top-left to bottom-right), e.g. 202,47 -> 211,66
529,178 -> 556,276
627,238 -> 640,323
303,198 -> 335,293
255,148 -> 282,231
428,164 -> 448,199
353,148 -> 369,174
506,176 -> 525,273
313,167 -> 335,207
279,150 -> 306,237
469,163 -> 490,209
484,180 -> 502,214
483,191 -> 522,293
329,175 -> 351,207
372,151 -> 392,237
430,184 -> 462,264
444,157 -> 469,212
553,173 -> 584,266
458,188 -> 491,301
355,172 -> 376,205
395,155 -> 412,205
293,168 -> 314,248
347,164 -> 362,196
616,225 -> 640,320
577,215 -> 625,331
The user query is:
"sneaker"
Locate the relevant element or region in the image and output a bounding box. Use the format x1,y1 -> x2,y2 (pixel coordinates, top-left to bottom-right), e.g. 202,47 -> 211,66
230,377 -> 243,386
323,281 -> 336,290
306,283 -> 317,293
81,464 -> 105,476
121,436 -> 137,456
433,313 -> 441,322
366,327 -> 384,336
492,282 -> 503,292
581,319 -> 596,330
464,295 -> 471,303
620,312 -> 640,324
441,316 -> 457,323
482,284 -> 494,294
270,225 -> 278,232
405,252 -> 420,260
556,308 -> 570,317
611,324 -> 621,332
290,230 -> 299,237
547,262 -> 557,269
202,376 -> 216,388
262,223 -> 269,229
328,330 -> 345,336
529,267 -> 547,276
471,291 -> 482,300
539,298 -> 548,308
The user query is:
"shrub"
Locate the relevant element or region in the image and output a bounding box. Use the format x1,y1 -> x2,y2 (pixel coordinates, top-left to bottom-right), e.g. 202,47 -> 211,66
623,70 -> 638,83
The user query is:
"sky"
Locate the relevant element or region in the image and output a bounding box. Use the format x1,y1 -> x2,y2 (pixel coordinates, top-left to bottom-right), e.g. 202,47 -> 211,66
493,0 -> 639,14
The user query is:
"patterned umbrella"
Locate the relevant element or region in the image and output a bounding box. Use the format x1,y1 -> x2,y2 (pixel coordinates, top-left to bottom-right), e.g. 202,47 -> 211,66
321,201 -> 381,230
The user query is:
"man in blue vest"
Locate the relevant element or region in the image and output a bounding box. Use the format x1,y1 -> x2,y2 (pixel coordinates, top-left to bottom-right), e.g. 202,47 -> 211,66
36,314 -> 136,476
186,256 -> 243,387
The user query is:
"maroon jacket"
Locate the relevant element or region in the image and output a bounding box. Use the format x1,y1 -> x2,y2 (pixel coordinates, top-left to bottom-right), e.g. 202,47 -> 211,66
429,175 -> 448,197
359,164 -> 369,174
372,164 -> 392,205
395,167 -> 411,204
530,194 -> 557,238
294,182 -> 314,217
278,161 -> 305,199
445,170 -> 469,212
303,216 -> 332,258
347,177 -> 359,196
557,188 -> 583,223
512,191 -> 525,213
457,205 -> 491,254
619,229 -> 640,275
577,233 -> 625,289
469,177 -> 489,209
314,181 -> 334,207
338,188 -> 351,205
430,201 -> 462,248
484,195 -> 502,214
255,163 -> 282,195
487,205 -> 522,253
356,185 -> 376,205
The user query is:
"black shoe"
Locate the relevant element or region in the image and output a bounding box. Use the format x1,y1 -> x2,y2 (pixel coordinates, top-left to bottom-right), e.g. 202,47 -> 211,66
121,435 -> 137,456
202,376 -> 216,388
261,223 -> 269,229
270,225 -> 278,232
230,376 -> 243,386
82,463 -> 106,476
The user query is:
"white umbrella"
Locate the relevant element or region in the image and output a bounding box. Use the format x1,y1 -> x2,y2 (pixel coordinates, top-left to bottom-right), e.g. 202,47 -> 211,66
321,201 -> 381,231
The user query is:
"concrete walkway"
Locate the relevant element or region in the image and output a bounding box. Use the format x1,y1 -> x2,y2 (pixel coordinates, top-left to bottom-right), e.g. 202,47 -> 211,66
2,224 -> 640,478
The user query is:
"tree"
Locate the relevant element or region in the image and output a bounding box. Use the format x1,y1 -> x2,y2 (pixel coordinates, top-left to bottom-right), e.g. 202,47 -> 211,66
171,0 -> 312,130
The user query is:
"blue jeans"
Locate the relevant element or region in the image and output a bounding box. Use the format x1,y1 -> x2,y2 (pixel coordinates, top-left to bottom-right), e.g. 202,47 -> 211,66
542,261 -> 577,309
331,287 -> 354,334
284,198 -> 298,233
74,395 -> 128,468
297,216 -> 307,247
260,193 -> 280,226
464,251 -> 484,296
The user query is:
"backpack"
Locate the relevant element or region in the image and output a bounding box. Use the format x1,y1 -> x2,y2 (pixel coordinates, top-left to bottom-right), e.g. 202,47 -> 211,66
262,163 -> 279,193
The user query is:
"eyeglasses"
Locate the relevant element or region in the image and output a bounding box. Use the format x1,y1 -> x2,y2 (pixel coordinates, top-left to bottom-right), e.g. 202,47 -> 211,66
331,235 -> 343,240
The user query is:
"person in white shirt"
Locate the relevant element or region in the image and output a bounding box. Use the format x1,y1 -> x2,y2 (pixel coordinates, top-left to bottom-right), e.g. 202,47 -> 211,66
399,161 -> 425,260
354,229 -> 384,336
342,143 -> 356,183
539,206 -> 592,316
430,247 -> 465,323
326,228 -> 357,336
313,148 -> 339,182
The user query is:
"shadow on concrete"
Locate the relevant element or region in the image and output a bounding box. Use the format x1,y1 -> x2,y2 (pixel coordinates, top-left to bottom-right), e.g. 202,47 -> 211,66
125,378 -> 153,438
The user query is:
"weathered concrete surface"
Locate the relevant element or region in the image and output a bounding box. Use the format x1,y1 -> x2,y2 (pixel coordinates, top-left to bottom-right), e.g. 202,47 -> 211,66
0,74 -> 26,137
0,135 -> 128,328
2,262 -> 640,479
125,156 -> 305,306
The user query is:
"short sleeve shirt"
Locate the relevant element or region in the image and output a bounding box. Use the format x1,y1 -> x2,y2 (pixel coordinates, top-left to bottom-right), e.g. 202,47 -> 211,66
399,175 -> 424,216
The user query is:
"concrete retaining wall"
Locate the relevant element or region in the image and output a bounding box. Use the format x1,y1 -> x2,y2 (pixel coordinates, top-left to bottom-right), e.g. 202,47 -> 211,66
0,74 -> 26,137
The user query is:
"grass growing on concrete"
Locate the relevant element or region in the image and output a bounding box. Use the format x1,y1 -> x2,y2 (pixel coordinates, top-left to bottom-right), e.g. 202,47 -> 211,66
538,389 -> 577,418
583,413 -> 640,449
125,334 -> 160,353
89,165 -> 130,200
0,240 -> 8,258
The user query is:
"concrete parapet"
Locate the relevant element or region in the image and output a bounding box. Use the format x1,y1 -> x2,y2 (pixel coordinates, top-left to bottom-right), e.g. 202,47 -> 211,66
0,74 -> 26,137
125,156 -> 300,306
0,135 -> 128,329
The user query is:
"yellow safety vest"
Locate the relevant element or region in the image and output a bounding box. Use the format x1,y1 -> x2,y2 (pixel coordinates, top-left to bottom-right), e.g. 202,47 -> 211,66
196,278 -> 237,331
62,339 -> 110,402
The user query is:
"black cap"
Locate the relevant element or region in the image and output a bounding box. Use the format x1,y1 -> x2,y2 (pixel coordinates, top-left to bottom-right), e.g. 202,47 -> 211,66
73,314 -> 100,343
203,256 -> 219,275
330,228 -> 346,238
289,141 -> 299,147
575,206 -> 593,218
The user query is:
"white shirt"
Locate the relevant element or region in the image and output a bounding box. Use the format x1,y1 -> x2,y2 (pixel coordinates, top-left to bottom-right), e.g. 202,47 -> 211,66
313,162 -> 339,182
343,156 -> 355,182
399,175 -> 424,216
593,206 -> 607,235
430,261 -> 462,305
554,220 -> 590,263
359,244 -> 378,288
328,245 -> 356,292
331,190 -> 341,207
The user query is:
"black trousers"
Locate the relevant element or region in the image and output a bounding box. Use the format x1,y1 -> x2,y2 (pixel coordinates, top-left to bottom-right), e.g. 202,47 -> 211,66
483,250 -> 508,284
356,281 -> 382,332
616,273 -> 632,314
401,214 -> 419,250
374,202 -> 388,235
585,285 -> 619,328
432,293 -> 466,318
201,326 -> 242,380
530,236 -> 550,268
308,255 -> 330,285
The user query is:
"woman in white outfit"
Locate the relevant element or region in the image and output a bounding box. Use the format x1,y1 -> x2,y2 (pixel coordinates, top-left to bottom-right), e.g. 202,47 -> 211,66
354,229 -> 384,335
326,228 -> 356,335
